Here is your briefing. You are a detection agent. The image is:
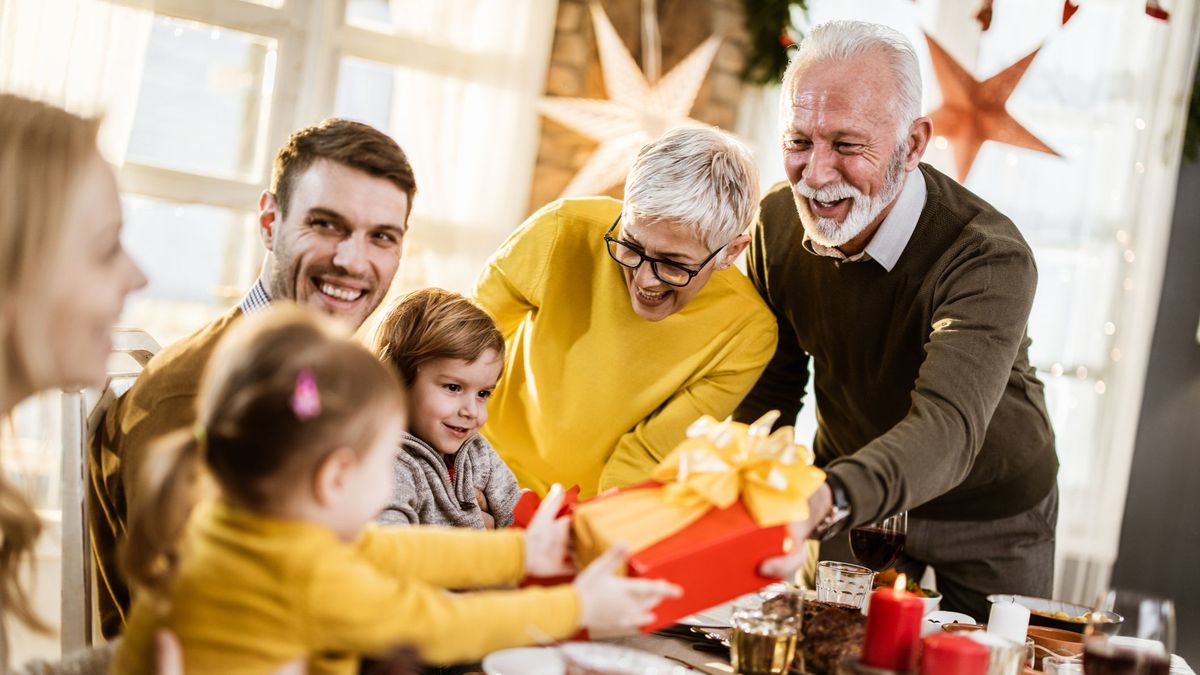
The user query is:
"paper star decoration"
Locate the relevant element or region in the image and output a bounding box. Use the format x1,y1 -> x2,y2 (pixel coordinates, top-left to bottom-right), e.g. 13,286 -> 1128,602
925,33 -> 1059,182
538,3 -> 721,198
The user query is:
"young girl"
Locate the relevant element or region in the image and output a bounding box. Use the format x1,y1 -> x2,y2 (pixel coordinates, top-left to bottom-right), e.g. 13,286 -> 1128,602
373,288 -> 517,529
114,305 -> 679,674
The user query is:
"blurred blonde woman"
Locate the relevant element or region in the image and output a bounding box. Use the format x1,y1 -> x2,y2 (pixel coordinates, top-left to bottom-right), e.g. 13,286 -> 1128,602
0,93 -> 146,672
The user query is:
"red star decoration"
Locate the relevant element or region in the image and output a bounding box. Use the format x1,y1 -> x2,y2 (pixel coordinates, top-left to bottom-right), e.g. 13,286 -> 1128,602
976,0 -> 994,31
1145,0 -> 1170,20
1063,0 -> 1080,24
925,33 -> 1059,182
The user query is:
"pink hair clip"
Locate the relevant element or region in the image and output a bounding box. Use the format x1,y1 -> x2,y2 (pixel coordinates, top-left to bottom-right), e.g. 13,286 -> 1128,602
290,368 -> 321,420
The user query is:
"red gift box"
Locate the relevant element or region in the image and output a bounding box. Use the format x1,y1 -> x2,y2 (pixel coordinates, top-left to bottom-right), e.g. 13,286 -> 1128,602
512,485 -> 581,528
512,486 -> 581,587
576,481 -> 789,633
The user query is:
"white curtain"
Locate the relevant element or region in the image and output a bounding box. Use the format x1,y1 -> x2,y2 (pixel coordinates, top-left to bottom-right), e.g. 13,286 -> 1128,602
0,0 -> 152,164
0,0 -> 152,662
735,0 -> 1200,604
337,0 -> 558,295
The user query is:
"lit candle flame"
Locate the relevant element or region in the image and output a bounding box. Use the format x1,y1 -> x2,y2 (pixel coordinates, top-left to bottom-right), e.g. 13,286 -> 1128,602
894,573 -> 907,593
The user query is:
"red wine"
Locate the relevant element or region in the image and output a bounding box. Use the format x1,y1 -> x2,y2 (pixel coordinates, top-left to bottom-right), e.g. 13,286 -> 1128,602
850,527 -> 905,571
1083,641 -> 1171,675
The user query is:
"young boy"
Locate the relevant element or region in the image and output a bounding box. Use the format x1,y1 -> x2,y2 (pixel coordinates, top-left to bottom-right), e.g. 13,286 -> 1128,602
373,288 -> 519,528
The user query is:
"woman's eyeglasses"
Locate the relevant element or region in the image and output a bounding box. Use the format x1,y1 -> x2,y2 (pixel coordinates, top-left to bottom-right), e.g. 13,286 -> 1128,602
602,215 -> 725,288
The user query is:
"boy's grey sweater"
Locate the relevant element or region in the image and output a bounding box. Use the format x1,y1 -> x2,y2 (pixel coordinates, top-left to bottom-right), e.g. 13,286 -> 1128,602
380,431 -> 520,529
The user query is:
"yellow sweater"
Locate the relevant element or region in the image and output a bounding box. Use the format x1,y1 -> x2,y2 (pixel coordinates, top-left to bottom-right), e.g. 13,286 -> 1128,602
113,501 -> 579,675
473,198 -> 777,497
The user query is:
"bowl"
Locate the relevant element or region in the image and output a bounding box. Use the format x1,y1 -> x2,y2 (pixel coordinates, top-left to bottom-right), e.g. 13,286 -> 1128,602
987,594 -> 1123,635
919,591 -> 942,615
1028,625 -> 1085,658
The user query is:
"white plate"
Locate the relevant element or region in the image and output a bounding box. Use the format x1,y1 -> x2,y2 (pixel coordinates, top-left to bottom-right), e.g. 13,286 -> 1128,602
482,647 -> 564,675
561,642 -> 692,673
482,643 -> 691,675
921,610 -> 976,637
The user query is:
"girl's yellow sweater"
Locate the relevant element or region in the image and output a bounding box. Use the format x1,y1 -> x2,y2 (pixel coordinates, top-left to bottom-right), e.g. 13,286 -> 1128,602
112,500 -> 579,674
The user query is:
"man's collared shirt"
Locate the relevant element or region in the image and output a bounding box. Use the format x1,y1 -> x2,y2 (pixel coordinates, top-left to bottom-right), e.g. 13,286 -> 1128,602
801,168 -> 928,272
239,278 -> 272,314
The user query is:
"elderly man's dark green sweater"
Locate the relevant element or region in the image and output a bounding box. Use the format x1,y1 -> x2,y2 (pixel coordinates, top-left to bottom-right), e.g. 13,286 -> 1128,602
736,164 -> 1058,525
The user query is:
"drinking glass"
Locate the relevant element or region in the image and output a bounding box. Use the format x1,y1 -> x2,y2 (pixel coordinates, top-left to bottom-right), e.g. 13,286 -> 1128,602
850,511 -> 908,571
1083,589 -> 1175,675
1044,655 -> 1086,674
730,596 -> 801,675
814,560 -> 875,609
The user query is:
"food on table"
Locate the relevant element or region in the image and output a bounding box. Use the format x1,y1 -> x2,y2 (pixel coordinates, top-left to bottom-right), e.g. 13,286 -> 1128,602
762,590 -> 804,619
874,569 -> 939,598
1030,607 -> 1113,624
799,601 -> 867,675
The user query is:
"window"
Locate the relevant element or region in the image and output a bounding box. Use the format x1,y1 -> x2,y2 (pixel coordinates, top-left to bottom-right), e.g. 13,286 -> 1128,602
3,0 -> 557,661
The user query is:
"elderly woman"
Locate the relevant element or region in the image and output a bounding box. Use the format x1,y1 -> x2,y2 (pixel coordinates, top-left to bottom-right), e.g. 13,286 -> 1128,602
473,126 -> 777,497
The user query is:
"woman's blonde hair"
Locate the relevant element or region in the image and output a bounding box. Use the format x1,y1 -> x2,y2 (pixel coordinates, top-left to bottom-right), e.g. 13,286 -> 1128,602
372,288 -> 505,387
122,305 -> 405,599
0,93 -> 102,396
0,94 -> 104,633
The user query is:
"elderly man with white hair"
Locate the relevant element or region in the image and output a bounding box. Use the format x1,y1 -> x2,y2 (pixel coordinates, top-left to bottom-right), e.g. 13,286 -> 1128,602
474,125 -> 776,498
739,21 -> 1059,618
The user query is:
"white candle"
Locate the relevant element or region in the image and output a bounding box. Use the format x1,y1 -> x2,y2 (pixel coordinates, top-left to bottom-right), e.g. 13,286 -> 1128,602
986,600 -> 1031,645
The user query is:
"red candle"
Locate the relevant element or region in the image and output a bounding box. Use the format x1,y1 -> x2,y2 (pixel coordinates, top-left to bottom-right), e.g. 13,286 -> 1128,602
861,574 -> 924,672
920,634 -> 989,675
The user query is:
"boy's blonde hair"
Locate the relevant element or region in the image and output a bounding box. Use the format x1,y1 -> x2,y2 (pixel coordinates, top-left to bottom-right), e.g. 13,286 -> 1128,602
122,305 -> 405,598
373,288 -> 505,386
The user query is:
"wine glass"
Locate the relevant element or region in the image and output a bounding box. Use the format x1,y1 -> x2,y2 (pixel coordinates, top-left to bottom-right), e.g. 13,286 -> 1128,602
1083,589 -> 1176,675
849,511 -> 907,571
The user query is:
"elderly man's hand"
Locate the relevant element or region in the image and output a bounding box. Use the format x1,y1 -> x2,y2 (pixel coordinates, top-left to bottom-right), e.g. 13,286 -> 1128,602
759,483 -> 833,579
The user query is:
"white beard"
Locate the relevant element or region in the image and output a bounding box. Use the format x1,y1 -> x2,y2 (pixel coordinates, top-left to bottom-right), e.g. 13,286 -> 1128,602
792,146 -> 908,249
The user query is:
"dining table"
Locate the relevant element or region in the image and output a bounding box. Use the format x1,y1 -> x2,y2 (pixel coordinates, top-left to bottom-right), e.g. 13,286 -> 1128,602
475,621 -> 1198,675
607,631 -> 735,674
476,588 -> 1197,675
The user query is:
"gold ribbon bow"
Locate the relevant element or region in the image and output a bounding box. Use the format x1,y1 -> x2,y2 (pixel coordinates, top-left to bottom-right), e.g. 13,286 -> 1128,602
573,412 -> 825,565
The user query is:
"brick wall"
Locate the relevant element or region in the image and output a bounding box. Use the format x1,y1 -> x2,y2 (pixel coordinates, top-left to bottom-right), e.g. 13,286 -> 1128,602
528,0 -> 751,214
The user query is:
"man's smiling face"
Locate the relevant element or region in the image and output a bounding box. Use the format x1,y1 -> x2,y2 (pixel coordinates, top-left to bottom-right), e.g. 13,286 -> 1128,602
262,159 -> 408,329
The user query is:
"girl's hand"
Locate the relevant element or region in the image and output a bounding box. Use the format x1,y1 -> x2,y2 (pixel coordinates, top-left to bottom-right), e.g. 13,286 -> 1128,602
572,545 -> 682,632
522,483 -> 573,576
154,630 -> 183,675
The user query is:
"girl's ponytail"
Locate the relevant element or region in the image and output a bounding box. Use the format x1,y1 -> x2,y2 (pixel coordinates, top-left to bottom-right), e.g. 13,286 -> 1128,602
121,426 -> 206,601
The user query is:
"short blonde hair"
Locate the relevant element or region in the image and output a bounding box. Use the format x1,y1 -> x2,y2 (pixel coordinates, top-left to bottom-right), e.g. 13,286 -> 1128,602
373,288 -> 505,387
622,126 -> 760,251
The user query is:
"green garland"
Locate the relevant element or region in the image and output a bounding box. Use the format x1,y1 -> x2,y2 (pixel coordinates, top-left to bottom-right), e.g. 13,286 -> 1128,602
741,0 -> 809,85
